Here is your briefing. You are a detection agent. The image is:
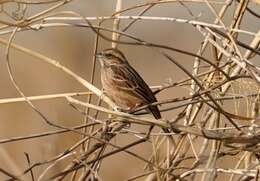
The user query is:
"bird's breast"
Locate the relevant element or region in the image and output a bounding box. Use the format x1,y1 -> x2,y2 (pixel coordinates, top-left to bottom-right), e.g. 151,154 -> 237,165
101,68 -> 143,110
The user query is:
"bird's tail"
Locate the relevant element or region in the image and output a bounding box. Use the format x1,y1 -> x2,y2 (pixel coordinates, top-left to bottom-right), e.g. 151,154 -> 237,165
148,106 -> 161,120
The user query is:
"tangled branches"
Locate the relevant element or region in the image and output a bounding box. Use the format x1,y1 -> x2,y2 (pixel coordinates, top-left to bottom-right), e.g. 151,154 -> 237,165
0,0 -> 260,180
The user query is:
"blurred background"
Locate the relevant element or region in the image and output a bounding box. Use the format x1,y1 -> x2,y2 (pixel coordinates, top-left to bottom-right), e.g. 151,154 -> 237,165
0,0 -> 259,180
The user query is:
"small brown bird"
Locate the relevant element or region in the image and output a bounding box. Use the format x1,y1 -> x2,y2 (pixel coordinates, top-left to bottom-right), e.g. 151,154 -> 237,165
97,48 -> 174,141
96,48 -> 161,119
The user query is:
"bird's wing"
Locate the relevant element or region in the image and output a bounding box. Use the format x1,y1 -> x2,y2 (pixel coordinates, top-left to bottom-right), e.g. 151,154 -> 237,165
110,63 -> 157,103
110,63 -> 161,119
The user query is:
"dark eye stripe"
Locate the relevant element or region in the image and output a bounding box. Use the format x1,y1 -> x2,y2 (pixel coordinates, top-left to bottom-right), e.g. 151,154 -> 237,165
105,53 -> 113,57
104,53 -> 126,64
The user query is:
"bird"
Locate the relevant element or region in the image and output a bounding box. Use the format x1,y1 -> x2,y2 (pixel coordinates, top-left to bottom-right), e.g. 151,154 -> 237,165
96,48 -> 173,140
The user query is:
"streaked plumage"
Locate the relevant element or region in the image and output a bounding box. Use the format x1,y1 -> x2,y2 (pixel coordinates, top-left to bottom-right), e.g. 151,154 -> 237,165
96,48 -> 161,119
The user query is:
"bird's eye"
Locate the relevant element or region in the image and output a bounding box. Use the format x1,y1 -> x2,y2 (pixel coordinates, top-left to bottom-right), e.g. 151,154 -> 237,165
106,53 -> 113,58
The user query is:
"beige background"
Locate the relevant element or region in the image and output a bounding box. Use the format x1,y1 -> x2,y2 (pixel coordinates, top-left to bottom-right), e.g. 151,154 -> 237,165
0,1 -> 259,180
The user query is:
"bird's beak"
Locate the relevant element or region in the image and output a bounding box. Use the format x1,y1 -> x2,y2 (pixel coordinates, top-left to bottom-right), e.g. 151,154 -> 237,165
95,52 -> 103,59
96,52 -> 105,66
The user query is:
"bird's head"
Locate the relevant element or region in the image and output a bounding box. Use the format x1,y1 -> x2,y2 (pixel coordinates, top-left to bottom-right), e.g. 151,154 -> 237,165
96,48 -> 127,67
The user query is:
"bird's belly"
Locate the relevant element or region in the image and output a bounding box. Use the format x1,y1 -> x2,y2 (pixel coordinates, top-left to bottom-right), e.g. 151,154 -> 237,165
106,87 -> 142,110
